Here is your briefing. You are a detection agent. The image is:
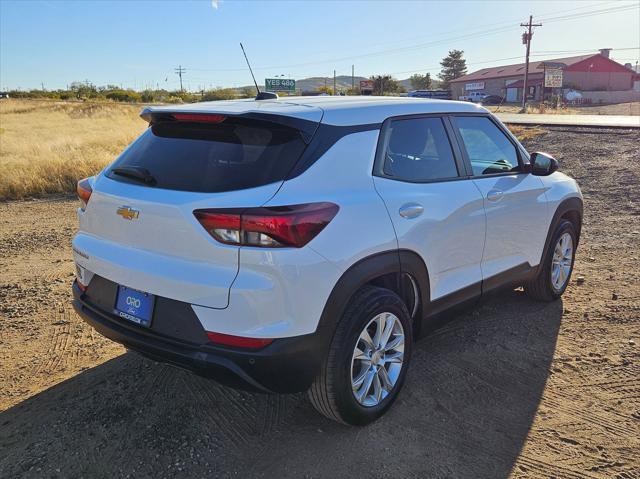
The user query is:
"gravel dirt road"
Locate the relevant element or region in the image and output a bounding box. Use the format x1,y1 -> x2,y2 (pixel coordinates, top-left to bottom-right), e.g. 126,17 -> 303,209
1,127 -> 639,478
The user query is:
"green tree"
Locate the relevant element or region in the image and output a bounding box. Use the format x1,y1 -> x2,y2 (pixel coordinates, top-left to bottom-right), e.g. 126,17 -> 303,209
438,50 -> 467,89
70,81 -> 98,99
409,73 -> 432,90
370,75 -> 400,95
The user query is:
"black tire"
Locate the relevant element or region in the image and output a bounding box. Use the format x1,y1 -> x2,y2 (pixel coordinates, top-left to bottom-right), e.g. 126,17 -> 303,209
525,219 -> 577,302
308,286 -> 413,426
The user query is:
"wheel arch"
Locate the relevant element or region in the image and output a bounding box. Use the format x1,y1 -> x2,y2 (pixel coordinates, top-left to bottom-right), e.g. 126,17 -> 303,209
541,196 -> 583,263
316,249 -> 430,343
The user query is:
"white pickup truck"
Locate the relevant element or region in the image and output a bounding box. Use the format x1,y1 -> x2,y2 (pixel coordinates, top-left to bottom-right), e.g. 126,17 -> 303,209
459,92 -> 488,102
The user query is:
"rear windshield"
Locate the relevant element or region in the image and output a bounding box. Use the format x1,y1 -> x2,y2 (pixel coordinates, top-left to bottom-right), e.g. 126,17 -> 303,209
107,117 -> 308,193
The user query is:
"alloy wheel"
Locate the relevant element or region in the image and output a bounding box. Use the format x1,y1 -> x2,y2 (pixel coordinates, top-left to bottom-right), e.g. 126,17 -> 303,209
350,312 -> 405,407
551,232 -> 574,291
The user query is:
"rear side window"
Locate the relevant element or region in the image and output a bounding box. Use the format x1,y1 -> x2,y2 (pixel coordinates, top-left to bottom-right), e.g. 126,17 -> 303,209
454,116 -> 519,175
383,117 -> 458,182
108,117 -> 307,193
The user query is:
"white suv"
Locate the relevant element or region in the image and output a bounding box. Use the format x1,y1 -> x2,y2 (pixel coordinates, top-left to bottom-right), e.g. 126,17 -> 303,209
72,96 -> 582,425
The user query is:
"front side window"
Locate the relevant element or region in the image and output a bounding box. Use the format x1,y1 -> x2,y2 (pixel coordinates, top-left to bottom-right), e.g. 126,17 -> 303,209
454,116 -> 519,176
383,117 -> 458,182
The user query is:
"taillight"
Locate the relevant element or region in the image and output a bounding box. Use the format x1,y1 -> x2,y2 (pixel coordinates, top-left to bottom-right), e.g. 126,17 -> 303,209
77,177 -> 92,210
206,331 -> 273,350
194,202 -> 339,248
75,279 -> 88,293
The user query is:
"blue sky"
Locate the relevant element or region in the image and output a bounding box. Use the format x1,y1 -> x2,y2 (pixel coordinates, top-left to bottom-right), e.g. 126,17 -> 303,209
1,0 -> 638,91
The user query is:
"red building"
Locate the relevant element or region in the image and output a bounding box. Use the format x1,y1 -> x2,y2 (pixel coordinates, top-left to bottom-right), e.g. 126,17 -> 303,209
450,49 -> 639,103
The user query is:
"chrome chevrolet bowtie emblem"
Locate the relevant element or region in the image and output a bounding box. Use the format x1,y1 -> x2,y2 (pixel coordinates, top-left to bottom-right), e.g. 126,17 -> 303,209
116,206 -> 140,220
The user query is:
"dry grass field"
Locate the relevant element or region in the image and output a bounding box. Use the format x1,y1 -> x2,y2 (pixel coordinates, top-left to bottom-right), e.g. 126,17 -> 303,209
0,100 -> 146,200
486,101 -> 640,116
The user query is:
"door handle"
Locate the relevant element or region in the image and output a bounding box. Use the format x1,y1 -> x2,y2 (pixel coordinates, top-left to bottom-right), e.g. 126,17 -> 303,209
486,189 -> 504,202
399,203 -> 424,219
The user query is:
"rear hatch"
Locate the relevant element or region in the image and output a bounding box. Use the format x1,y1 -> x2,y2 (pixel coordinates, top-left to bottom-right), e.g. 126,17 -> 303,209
74,105 -> 322,308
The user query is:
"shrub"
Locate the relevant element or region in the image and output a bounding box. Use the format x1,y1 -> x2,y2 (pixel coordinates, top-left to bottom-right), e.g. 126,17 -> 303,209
105,90 -> 141,103
140,90 -> 155,103
201,88 -> 237,101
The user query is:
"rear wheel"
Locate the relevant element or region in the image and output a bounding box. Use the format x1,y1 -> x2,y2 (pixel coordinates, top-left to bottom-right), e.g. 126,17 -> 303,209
308,286 -> 413,425
526,220 -> 577,301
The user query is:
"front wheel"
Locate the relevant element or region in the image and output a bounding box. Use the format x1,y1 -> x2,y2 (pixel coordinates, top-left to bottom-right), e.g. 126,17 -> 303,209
525,219 -> 577,301
308,286 -> 413,426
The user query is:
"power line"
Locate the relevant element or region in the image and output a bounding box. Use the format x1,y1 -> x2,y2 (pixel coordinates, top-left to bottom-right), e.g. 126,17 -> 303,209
539,3 -> 638,23
184,3 -> 638,75
317,0 -> 617,54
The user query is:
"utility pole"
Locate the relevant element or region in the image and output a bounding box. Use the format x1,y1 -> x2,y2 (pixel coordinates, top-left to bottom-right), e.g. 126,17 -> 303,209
175,65 -> 186,92
520,15 -> 542,111
333,70 -> 336,95
351,65 -> 354,92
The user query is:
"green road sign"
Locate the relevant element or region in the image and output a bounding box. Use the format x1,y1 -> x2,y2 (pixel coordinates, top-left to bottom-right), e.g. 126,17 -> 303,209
265,78 -> 296,92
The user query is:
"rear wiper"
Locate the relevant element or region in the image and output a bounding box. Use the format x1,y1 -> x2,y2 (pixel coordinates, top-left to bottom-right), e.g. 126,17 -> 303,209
111,166 -> 157,186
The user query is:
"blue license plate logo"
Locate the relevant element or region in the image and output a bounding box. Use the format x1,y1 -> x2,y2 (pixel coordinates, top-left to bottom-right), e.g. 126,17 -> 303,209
115,286 -> 155,327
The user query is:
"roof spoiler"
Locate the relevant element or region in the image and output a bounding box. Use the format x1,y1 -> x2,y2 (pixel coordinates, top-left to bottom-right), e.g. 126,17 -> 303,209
138,108 -> 318,144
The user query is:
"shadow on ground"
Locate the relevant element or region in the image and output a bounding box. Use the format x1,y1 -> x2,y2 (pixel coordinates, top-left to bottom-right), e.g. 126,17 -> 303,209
0,290 -> 562,479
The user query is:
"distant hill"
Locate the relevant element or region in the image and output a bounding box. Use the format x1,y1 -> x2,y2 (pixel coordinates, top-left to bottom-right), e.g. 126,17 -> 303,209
296,75 -> 444,93
295,75 -> 368,93
241,75 -> 445,94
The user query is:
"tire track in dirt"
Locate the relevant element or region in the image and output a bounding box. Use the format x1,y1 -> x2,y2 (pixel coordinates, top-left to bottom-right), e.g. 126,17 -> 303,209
86,361 -> 175,479
30,307 -> 73,377
41,261 -> 74,282
181,376 -> 246,450
542,395 -> 637,438
180,373 -> 289,454
516,454 -> 601,479
615,470 -> 640,479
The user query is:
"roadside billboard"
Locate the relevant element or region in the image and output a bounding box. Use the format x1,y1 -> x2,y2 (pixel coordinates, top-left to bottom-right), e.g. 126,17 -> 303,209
265,78 -> 296,92
360,80 -> 374,92
544,68 -> 563,88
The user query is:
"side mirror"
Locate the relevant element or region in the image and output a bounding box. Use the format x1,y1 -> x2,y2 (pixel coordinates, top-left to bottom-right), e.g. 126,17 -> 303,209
529,152 -> 559,176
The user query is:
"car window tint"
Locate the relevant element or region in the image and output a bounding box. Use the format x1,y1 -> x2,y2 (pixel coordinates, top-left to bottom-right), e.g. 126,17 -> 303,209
455,116 -> 519,175
107,117 -> 307,193
383,117 -> 458,182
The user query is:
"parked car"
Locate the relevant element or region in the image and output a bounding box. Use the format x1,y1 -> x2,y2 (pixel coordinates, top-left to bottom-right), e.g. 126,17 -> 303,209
72,96 -> 582,425
459,91 -> 488,102
480,94 -> 504,105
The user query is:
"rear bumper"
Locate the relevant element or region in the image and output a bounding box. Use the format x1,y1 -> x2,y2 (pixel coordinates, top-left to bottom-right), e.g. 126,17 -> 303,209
72,281 -> 328,393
